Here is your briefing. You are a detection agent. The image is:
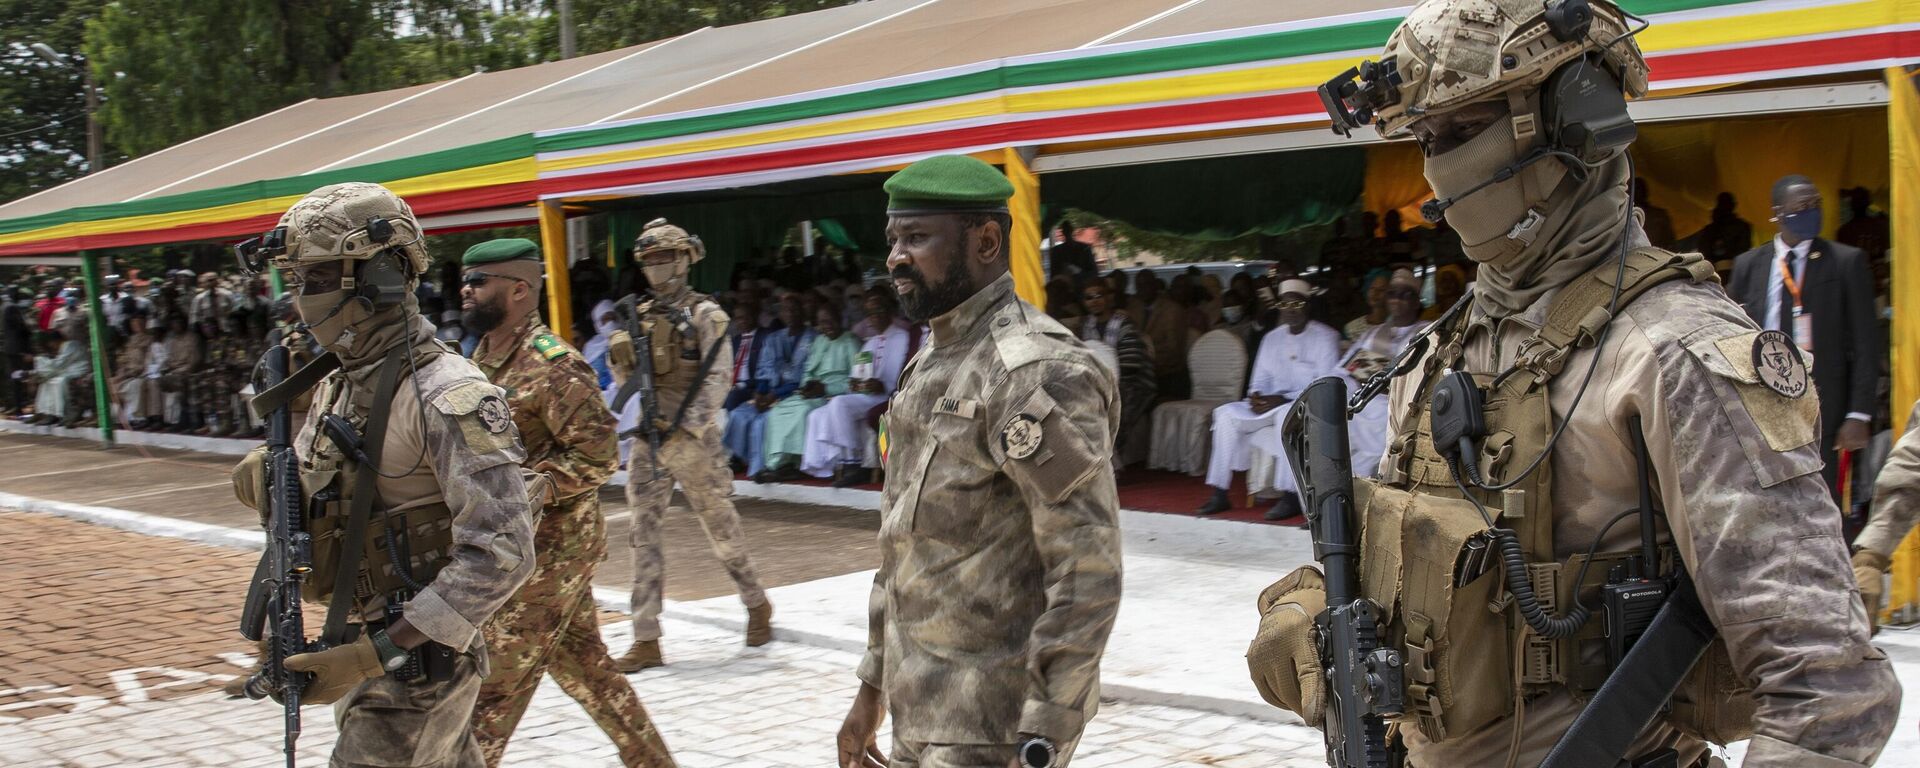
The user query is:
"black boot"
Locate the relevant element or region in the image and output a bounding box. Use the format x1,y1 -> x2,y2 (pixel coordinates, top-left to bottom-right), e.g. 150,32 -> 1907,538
1195,489 -> 1231,516
1265,492 -> 1307,526
832,465 -> 869,488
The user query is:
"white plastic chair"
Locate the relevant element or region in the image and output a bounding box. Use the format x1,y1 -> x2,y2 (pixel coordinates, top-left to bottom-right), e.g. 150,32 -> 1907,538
1147,329 -> 1248,475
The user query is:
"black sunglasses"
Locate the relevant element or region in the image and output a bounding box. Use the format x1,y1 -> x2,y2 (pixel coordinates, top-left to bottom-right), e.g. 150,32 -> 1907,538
462,271 -> 529,289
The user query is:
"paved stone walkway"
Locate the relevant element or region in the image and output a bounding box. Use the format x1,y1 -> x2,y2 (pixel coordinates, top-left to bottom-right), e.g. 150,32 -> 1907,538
0,508 -> 1327,767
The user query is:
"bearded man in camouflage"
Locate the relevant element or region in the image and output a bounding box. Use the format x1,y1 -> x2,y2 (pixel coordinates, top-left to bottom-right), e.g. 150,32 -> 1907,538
836,155 -> 1123,768
459,238 -> 674,767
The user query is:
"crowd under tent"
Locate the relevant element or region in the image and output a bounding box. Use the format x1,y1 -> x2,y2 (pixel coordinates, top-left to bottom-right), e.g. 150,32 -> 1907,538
5,0 -> 1920,613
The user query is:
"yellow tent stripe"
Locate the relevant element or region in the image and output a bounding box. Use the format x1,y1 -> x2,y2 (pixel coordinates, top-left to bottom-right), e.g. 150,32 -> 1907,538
0,157 -> 536,248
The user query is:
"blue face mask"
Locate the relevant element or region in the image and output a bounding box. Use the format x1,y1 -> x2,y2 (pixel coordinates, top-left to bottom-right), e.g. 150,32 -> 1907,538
1780,208 -> 1823,240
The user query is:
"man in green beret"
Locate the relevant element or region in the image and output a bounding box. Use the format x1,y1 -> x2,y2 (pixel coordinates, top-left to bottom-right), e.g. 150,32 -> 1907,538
460,238 -> 675,767
836,155 -> 1123,768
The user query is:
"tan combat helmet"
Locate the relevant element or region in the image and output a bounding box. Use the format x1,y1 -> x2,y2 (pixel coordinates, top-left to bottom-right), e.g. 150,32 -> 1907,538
1321,0 -> 1648,142
236,182 -> 430,277
633,217 -> 705,294
632,217 -> 705,263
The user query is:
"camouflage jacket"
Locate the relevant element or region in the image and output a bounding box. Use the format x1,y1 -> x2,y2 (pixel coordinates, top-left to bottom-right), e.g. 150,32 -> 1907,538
296,320 -> 534,654
860,273 -> 1123,748
1858,399 -> 1920,559
472,313 -> 619,504
1385,275 -> 1898,766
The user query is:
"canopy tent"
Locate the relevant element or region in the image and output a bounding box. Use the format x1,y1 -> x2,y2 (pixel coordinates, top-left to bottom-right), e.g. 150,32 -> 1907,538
7,0 -> 1920,607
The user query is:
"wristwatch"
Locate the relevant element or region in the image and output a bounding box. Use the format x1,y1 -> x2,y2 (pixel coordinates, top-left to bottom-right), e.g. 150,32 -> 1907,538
1016,735 -> 1057,768
369,628 -> 411,673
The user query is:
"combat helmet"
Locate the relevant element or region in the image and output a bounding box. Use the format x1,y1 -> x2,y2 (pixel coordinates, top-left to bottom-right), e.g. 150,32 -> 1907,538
235,182 -> 430,277
632,218 -> 705,263
1322,0 -> 1648,142
633,218 -> 704,295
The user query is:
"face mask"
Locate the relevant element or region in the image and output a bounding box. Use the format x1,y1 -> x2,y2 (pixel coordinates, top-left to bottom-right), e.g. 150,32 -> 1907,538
1221,305 -> 1245,324
643,257 -> 687,294
295,289 -> 369,351
1422,114 -> 1567,265
1780,208 -> 1822,240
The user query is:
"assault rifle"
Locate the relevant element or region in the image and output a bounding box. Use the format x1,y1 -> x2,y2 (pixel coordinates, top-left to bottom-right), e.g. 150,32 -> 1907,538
1282,377 -> 1404,768
237,343 -> 321,768
610,294 -> 663,480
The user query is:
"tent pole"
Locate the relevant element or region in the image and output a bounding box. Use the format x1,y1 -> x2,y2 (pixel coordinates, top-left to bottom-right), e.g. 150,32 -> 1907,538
1885,65 -> 1919,622
78,251 -> 115,446
1003,148 -> 1046,310
539,200 -> 574,344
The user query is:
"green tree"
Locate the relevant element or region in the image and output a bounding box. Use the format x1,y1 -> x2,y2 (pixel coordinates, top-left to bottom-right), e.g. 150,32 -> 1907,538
0,0 -> 112,201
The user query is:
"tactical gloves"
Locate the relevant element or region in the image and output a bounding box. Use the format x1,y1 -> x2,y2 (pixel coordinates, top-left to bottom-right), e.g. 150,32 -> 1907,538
607,329 -> 636,385
1854,549 -> 1891,635
284,634 -> 385,706
231,446 -> 271,528
1247,565 -> 1327,726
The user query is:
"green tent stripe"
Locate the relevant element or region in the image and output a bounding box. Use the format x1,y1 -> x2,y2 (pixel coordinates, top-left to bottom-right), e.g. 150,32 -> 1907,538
0,134 -> 533,236
0,0 -> 1785,239
537,0 -> 1751,152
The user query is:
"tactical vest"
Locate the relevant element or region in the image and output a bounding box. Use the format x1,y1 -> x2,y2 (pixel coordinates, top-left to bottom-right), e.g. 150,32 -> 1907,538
647,296 -> 708,419
298,345 -> 457,611
1360,248 -> 1752,746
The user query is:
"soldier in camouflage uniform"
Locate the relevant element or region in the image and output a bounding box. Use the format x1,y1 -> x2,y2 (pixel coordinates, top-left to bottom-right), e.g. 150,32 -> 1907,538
230,182 -> 535,768
1246,2 -> 1899,765
458,239 -> 675,768
1854,398 -> 1920,633
611,218 -> 772,672
837,156 -> 1123,768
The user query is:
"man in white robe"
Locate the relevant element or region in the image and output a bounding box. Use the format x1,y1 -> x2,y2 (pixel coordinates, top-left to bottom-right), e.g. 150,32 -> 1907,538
1342,268 -> 1429,480
1195,279 -> 1343,523
801,293 -> 915,485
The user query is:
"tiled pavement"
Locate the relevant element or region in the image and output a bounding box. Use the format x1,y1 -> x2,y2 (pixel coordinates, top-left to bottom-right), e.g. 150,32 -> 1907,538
0,509 -> 1329,767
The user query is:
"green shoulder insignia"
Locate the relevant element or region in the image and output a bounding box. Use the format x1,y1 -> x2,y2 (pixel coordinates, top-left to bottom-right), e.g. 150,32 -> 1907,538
532,333 -> 568,361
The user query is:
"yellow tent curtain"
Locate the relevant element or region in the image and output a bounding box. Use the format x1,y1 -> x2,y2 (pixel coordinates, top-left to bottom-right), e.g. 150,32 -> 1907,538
1359,109 -> 1890,246
1629,109 -> 1890,247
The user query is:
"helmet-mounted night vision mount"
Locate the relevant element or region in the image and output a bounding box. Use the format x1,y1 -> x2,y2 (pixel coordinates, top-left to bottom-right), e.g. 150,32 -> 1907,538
1319,59 -> 1402,138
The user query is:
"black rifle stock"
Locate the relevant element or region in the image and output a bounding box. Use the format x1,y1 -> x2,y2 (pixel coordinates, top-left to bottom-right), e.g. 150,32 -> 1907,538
238,343 -> 319,768
1282,377 -> 1404,768
610,295 -> 663,480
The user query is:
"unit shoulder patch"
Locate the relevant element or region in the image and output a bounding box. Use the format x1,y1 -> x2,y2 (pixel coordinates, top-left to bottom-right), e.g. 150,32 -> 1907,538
1749,329 -> 1808,400
477,395 -> 513,434
1001,413 -> 1044,461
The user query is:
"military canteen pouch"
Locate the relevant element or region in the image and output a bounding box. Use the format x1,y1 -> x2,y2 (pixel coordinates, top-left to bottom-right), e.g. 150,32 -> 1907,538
1354,478 -> 1510,743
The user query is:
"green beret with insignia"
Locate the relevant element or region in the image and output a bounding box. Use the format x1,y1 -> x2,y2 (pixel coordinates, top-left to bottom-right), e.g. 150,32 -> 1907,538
461,238 -> 542,267
884,155 -> 1014,215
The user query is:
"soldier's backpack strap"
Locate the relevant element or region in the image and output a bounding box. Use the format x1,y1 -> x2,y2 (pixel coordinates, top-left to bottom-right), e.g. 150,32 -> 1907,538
319,343 -> 408,646
1513,248 -> 1718,382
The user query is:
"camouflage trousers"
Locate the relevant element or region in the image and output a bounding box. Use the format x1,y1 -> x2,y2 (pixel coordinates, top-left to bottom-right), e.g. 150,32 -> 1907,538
331,648 -> 486,768
473,495 -> 675,768
626,425 -> 766,641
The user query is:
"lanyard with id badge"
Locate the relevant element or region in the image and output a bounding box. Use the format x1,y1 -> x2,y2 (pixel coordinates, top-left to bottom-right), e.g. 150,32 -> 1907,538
1780,253 -> 1814,353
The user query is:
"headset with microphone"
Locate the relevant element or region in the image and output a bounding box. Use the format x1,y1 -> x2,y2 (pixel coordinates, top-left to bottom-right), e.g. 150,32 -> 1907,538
1321,0 -> 1639,224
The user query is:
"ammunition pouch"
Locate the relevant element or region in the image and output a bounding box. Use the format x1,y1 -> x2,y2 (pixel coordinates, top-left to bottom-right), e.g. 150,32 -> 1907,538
300,463 -> 453,607
1356,247 -> 1751,748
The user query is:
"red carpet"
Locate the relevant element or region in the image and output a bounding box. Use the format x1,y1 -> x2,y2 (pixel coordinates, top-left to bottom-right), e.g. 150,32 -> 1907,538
737,466 -> 1296,526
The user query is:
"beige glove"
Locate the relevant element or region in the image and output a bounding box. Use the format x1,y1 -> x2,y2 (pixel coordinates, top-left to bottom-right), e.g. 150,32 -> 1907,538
607,329 -> 636,386
231,446 -> 270,528
1855,550 -> 1891,635
284,634 -> 384,706
1247,566 -> 1327,726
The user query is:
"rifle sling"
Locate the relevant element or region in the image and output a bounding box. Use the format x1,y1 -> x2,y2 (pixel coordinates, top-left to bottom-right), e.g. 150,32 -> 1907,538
319,344 -> 407,646
248,351 -> 340,421
1537,573 -> 1716,768
664,334 -> 729,440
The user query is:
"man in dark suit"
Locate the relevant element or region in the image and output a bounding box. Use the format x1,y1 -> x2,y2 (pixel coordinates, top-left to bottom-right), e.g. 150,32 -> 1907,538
1729,175 -> 1881,501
